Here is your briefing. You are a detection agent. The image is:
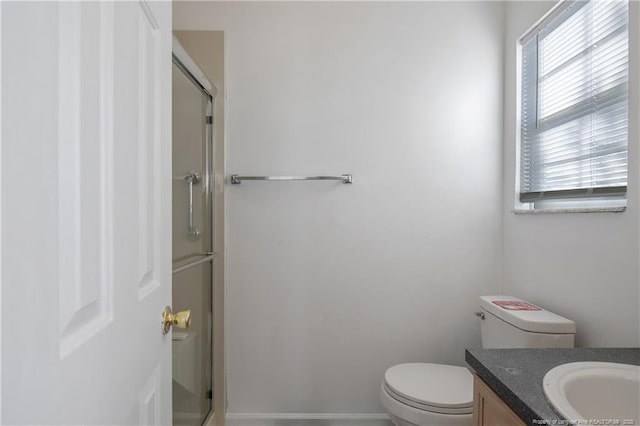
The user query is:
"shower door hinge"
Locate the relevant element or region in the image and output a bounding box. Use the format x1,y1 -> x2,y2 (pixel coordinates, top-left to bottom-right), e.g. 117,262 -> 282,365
206,116 -> 213,124
206,390 -> 213,399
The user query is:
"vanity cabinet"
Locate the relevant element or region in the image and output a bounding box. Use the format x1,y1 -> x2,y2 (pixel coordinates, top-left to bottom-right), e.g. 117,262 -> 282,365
472,375 -> 526,426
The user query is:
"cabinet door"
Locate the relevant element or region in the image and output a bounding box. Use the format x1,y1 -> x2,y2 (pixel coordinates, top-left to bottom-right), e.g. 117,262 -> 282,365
473,375 -> 527,426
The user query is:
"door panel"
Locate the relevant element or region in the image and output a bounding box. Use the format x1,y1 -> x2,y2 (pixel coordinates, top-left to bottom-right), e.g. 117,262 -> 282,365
137,0 -> 162,300
1,1 -> 172,424
57,1 -> 114,358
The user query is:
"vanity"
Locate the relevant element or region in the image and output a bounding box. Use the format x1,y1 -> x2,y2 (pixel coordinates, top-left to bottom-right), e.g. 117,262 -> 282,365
466,348 -> 640,425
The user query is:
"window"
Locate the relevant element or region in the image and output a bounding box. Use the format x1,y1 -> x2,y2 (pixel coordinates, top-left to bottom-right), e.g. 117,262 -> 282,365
518,0 -> 629,210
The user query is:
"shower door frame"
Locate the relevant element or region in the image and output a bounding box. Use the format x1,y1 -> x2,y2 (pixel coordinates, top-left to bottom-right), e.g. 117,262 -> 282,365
172,39 -> 217,426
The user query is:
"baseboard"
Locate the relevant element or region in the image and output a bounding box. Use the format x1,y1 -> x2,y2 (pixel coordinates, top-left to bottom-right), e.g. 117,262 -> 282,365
225,413 -> 392,426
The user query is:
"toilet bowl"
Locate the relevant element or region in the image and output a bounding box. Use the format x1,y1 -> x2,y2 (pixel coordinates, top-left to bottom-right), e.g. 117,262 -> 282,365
380,363 -> 473,426
380,296 -> 577,426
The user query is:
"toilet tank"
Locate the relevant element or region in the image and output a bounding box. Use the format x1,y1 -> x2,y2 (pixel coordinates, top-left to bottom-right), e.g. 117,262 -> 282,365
479,296 -> 576,349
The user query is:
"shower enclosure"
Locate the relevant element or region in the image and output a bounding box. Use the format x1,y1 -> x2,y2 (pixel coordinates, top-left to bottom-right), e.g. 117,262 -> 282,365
172,38 -> 216,426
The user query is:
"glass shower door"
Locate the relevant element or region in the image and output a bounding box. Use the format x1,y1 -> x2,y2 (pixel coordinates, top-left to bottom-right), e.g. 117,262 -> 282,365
172,58 -> 213,426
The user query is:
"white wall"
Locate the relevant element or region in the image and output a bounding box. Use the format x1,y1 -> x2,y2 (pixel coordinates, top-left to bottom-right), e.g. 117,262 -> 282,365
174,1 -> 505,418
502,2 -> 640,348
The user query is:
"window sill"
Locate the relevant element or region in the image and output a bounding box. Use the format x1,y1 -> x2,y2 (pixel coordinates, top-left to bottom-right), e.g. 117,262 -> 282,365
512,206 -> 626,214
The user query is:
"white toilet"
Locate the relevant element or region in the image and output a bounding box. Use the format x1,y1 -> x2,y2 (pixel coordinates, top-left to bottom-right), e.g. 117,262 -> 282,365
380,295 -> 576,426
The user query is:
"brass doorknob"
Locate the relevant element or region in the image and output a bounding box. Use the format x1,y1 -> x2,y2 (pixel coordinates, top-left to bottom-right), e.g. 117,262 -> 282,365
162,306 -> 191,335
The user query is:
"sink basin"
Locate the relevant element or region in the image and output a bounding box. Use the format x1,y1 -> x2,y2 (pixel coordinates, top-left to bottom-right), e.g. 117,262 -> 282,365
543,362 -> 640,423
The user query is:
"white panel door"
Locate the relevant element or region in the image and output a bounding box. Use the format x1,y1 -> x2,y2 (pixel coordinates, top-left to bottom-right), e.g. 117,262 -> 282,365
1,1 -> 172,424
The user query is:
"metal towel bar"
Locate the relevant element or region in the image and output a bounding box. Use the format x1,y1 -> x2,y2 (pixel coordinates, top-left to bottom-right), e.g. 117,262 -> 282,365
172,252 -> 216,275
230,174 -> 352,184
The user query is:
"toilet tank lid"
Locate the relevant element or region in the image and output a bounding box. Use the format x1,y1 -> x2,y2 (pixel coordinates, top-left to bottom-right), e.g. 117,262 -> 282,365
480,296 -> 576,334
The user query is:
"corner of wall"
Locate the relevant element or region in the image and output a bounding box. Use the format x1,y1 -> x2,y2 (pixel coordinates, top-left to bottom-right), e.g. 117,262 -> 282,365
501,0 -> 640,348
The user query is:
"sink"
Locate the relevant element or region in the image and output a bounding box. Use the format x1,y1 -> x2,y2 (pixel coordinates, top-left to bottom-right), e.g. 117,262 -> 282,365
543,362 -> 640,423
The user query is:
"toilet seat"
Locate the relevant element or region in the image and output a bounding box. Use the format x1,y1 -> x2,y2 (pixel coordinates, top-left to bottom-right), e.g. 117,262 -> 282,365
383,382 -> 472,415
383,363 -> 473,415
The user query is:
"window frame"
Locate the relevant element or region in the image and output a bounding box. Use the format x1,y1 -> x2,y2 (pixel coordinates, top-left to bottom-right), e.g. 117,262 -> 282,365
515,0 -> 629,213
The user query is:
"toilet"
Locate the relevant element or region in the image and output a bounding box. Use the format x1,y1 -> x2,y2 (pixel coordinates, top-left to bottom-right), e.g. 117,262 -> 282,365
380,295 -> 576,426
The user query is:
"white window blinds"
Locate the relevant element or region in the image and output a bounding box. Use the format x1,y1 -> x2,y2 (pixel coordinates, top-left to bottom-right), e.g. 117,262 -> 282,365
519,0 -> 629,203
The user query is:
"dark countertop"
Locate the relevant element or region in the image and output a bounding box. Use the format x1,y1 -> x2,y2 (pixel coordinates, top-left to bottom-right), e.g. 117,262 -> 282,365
465,348 -> 640,425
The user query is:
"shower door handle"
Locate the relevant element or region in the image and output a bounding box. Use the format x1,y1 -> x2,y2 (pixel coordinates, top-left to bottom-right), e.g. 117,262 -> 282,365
185,172 -> 202,240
